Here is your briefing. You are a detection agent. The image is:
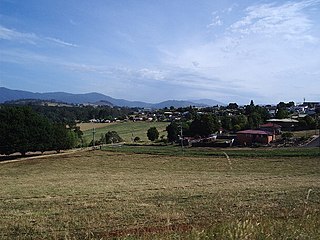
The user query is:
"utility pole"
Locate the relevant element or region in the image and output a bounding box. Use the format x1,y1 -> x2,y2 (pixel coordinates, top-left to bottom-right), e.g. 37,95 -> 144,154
180,122 -> 184,151
318,114 -> 320,153
92,127 -> 96,149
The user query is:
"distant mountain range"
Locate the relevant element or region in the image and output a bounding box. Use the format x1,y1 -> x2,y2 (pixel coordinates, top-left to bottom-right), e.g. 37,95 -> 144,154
0,87 -> 224,108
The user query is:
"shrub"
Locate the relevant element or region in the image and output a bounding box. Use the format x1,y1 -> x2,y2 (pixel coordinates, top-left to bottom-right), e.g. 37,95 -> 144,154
147,127 -> 159,141
133,136 -> 140,142
282,132 -> 294,139
105,131 -> 123,144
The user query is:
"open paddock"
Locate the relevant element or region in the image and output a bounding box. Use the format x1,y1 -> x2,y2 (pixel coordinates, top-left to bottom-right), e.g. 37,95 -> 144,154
0,148 -> 319,239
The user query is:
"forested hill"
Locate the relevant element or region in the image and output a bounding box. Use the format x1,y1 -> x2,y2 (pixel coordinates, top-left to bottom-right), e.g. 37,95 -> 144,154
0,87 -> 224,108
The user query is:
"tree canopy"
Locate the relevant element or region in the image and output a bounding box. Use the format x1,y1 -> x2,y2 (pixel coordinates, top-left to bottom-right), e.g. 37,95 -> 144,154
0,106 -> 80,155
147,127 -> 159,141
189,114 -> 220,137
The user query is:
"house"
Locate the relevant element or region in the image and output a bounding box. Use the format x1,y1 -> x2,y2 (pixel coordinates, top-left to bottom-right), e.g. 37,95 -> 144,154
259,123 -> 282,135
266,118 -> 299,131
236,130 -> 274,146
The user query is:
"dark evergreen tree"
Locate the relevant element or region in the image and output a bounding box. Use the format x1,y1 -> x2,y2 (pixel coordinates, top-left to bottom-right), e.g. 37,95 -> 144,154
147,127 -> 159,141
0,106 -> 77,155
1,107 -> 43,155
166,122 -> 179,142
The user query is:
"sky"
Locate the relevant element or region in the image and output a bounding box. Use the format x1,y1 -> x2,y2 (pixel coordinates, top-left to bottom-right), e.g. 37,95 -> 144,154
0,0 -> 319,104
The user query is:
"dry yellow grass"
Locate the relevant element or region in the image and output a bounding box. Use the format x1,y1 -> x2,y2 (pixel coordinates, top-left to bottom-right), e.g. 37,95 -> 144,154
77,122 -> 117,131
0,150 -> 319,239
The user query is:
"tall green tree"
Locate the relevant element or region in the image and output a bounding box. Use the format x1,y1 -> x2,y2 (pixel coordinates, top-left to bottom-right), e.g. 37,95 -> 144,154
166,122 -> 179,142
0,106 -> 78,155
275,109 -> 289,119
247,112 -> 262,129
147,127 -> 159,141
221,116 -> 233,131
189,114 -> 220,137
0,106 -> 53,155
51,124 -> 76,152
232,115 -> 248,131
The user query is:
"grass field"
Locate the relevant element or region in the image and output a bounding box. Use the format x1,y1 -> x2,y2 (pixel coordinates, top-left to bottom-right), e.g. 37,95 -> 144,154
0,148 -> 319,239
78,122 -> 118,132
103,144 -> 320,158
292,129 -> 320,138
81,121 -> 169,144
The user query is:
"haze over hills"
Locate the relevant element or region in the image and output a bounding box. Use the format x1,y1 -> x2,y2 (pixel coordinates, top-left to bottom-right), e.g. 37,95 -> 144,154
0,87 -> 224,108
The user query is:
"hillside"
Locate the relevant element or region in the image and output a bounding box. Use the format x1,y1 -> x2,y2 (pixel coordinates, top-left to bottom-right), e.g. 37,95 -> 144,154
0,87 -> 224,108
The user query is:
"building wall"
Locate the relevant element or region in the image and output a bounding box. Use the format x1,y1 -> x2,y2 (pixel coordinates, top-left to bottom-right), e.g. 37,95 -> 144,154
237,133 -> 272,146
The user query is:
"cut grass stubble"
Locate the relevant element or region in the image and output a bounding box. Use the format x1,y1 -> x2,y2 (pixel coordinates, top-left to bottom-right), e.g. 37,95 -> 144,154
0,149 -> 319,239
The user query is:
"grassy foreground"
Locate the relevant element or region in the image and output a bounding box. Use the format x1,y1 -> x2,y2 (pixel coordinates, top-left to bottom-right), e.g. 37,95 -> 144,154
0,149 -> 319,239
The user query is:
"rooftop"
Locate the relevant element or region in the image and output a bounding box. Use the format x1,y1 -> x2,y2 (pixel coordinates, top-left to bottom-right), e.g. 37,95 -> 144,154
267,118 -> 299,123
260,123 -> 282,128
237,130 -> 273,135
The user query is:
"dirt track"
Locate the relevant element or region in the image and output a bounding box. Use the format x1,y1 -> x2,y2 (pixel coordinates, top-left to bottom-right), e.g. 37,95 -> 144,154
0,147 -> 94,164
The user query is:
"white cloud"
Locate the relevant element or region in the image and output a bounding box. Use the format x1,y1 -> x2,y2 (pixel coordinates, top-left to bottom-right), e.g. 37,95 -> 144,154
225,3 -> 238,13
160,0 -> 320,103
45,37 -> 78,47
0,25 -> 38,44
230,0 -> 320,41
0,24 -> 78,47
138,68 -> 165,80
207,15 -> 223,28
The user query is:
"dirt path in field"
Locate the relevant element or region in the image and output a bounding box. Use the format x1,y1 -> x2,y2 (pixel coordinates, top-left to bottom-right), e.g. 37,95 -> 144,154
0,147 -> 95,164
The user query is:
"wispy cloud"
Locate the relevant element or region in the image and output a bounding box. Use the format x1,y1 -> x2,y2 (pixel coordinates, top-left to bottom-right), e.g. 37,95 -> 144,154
0,25 -> 38,44
207,15 -> 223,28
230,0 -> 320,41
0,24 -> 78,47
45,37 -> 78,47
0,49 -> 52,64
224,3 -> 238,13
138,68 -> 165,80
63,60 -> 247,100
161,0 -> 320,103
207,4 -> 239,29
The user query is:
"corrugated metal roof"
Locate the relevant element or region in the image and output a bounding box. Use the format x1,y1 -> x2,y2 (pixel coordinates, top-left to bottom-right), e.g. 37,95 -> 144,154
237,130 -> 273,135
260,123 -> 282,128
267,118 -> 299,123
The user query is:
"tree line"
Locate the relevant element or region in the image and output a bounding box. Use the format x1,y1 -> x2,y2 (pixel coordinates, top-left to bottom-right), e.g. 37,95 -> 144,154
0,106 -> 82,155
2,103 -> 135,124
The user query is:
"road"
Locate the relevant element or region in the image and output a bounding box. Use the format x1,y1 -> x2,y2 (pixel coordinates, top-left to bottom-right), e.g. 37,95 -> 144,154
304,136 -> 320,147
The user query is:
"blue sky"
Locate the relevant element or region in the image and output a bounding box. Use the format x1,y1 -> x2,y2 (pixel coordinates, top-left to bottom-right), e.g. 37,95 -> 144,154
0,0 -> 319,104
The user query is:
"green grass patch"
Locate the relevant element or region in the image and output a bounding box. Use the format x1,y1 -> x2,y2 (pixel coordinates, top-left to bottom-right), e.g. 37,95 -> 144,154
102,144 -> 320,158
82,121 -> 169,144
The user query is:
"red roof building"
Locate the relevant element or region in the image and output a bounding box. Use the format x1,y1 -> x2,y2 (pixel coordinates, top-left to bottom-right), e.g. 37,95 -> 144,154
259,123 -> 282,128
259,123 -> 282,135
236,130 -> 274,146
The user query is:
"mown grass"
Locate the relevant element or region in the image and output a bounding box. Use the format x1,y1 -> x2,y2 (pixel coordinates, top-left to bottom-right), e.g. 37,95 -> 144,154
0,149 -> 319,239
82,121 -> 169,143
292,129 -> 319,138
103,144 -> 320,158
